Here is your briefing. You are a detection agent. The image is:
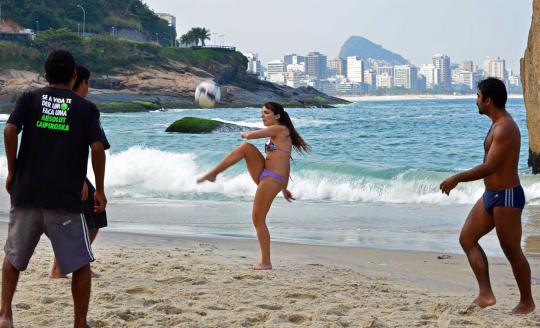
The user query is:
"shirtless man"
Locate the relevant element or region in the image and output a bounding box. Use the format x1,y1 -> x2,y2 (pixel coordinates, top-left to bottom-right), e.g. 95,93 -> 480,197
440,77 -> 535,314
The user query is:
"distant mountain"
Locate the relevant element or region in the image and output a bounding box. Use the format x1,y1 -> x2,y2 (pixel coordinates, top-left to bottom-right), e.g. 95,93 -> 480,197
338,36 -> 409,66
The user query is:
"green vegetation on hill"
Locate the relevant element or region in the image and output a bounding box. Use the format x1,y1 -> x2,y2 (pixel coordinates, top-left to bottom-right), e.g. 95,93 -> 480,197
1,0 -> 175,43
0,29 -> 247,76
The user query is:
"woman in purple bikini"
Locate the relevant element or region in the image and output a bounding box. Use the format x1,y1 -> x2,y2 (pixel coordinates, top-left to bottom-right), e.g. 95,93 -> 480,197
197,102 -> 310,270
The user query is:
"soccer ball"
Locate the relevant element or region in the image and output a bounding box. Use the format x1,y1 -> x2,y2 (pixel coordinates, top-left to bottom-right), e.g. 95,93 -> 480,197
194,80 -> 221,108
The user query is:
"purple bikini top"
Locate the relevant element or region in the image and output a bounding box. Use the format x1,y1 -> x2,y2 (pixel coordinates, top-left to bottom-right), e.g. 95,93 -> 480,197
265,139 -> 292,160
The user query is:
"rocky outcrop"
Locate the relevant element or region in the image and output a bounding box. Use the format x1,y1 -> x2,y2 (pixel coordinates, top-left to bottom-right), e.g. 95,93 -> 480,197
165,117 -> 254,134
522,0 -> 540,173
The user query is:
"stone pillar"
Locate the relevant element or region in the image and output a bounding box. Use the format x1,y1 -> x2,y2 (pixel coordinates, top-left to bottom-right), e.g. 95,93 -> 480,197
522,0 -> 540,173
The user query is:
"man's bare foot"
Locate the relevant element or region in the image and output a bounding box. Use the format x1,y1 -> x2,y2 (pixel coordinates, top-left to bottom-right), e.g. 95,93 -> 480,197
197,173 -> 217,184
91,269 -> 100,278
511,300 -> 535,315
0,317 -> 13,328
252,263 -> 272,270
472,293 -> 497,308
48,270 -> 67,279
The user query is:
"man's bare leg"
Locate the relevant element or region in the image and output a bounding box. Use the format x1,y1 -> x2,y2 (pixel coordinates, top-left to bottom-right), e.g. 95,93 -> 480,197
0,258 -> 19,328
72,264 -> 91,328
49,257 -> 68,279
459,198 -> 497,308
88,229 -> 100,278
493,207 -> 535,315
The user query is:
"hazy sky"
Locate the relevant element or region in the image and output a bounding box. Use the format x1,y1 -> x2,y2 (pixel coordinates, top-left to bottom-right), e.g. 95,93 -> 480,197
144,0 -> 533,71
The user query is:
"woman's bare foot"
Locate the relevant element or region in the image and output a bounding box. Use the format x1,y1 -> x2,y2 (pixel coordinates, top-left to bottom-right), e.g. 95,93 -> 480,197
472,293 -> 496,308
197,172 -> 217,184
511,300 -> 535,315
252,262 -> 272,270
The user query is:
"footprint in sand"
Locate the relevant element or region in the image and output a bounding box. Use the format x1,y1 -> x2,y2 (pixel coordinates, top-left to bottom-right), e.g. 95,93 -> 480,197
41,297 -> 55,304
284,293 -> 317,300
156,276 -> 193,284
15,303 -> 31,310
153,304 -> 183,315
115,309 -> 146,322
125,287 -> 154,295
288,314 -> 308,324
257,304 -> 283,310
233,274 -> 264,280
143,298 -> 163,307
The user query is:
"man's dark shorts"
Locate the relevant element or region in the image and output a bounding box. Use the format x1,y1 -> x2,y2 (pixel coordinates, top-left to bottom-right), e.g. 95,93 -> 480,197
483,185 -> 526,214
84,179 -> 107,230
4,207 -> 94,274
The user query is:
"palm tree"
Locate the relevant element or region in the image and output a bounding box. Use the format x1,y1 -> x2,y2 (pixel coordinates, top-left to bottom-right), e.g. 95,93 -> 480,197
195,27 -> 211,47
180,30 -> 198,46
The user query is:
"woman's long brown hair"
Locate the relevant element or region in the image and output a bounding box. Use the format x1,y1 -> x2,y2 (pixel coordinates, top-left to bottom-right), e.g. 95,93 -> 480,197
264,102 -> 310,154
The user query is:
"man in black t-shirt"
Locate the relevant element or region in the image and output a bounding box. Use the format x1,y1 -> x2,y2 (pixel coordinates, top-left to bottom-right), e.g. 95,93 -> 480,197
49,64 -> 110,279
1,50 -> 107,328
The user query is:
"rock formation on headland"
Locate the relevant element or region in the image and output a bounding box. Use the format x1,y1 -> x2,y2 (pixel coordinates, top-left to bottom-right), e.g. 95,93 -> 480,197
522,0 -> 540,173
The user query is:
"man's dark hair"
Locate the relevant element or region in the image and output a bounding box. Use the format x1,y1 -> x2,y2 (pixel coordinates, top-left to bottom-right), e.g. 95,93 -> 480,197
477,77 -> 507,108
44,49 -> 76,84
73,64 -> 90,90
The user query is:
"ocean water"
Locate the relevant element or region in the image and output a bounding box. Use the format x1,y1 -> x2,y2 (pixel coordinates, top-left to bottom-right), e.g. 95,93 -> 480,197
1,98 -> 540,255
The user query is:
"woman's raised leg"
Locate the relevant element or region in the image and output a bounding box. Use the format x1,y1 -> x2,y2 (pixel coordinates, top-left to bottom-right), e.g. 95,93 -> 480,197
197,143 -> 265,184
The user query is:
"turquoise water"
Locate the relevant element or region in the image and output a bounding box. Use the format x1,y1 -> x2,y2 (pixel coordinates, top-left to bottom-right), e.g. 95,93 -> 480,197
1,98 -> 539,254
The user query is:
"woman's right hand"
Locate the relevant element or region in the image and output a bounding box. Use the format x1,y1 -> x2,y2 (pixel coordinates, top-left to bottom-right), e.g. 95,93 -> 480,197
241,132 -> 249,139
282,189 -> 295,202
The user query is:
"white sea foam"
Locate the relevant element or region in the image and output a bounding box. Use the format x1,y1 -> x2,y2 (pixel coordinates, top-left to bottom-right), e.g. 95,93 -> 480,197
2,148 -> 540,205
0,114 -> 9,121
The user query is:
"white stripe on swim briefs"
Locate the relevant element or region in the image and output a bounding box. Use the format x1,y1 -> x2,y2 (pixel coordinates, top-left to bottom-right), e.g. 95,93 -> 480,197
80,213 -> 94,261
511,188 -> 514,207
505,189 -> 508,207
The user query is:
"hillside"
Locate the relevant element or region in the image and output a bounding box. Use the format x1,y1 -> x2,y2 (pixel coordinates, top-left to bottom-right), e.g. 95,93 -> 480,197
0,30 -> 347,112
339,36 -> 408,66
0,0 -> 175,44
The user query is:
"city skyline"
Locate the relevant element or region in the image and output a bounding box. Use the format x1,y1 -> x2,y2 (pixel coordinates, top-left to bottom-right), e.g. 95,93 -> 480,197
145,0 -> 533,71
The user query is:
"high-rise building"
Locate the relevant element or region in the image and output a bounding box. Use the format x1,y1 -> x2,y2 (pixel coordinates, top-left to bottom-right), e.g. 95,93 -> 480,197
377,66 -> 394,77
305,52 -> 328,79
433,54 -> 451,86
244,52 -> 263,76
419,64 -> 439,89
284,54 -> 305,66
483,56 -> 507,81
454,70 -> 476,90
267,60 -> 286,85
363,69 -> 376,89
376,73 -> 393,89
327,57 -> 347,77
461,60 -> 475,73
394,65 -> 418,90
346,56 -> 364,83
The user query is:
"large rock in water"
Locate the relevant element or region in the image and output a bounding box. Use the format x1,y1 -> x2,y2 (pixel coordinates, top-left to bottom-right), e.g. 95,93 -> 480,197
165,117 -> 254,133
522,0 -> 540,173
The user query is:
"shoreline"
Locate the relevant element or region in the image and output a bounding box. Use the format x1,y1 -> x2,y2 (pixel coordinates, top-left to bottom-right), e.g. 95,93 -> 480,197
340,94 -> 524,102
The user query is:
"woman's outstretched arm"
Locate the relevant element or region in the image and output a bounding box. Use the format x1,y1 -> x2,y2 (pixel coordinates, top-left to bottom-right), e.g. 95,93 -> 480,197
241,125 -> 287,140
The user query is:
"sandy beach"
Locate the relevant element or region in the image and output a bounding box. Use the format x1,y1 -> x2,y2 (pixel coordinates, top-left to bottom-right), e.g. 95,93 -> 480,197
1,227 -> 538,328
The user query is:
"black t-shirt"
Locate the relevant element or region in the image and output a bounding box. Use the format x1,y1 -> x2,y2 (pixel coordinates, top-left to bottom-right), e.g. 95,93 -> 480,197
7,86 -> 109,213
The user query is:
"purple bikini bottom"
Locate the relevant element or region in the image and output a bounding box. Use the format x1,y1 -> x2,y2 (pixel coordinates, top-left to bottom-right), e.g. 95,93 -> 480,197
259,168 -> 286,184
